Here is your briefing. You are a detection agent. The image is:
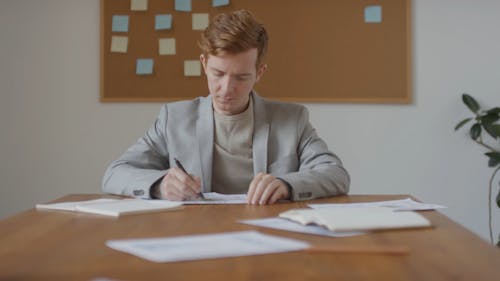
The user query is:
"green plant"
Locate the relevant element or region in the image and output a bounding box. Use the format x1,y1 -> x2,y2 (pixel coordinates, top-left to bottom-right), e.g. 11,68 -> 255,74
455,94 -> 500,246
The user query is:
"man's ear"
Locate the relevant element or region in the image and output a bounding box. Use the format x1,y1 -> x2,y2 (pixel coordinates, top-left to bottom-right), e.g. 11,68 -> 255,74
200,54 -> 207,74
255,63 -> 267,82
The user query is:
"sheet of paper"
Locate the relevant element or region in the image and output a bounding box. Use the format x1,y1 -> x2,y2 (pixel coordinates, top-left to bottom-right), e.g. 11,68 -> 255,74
110,36 -> 128,53
179,192 -> 247,204
112,15 -> 129,32
192,13 -> 209,30
75,199 -> 183,217
240,217 -> 365,237
155,14 -> 172,30
308,198 -> 446,211
280,207 -> 431,232
131,0 -> 148,11
184,60 -> 201,76
175,0 -> 191,12
159,38 -> 176,55
106,230 -> 309,263
365,5 -> 382,23
213,0 -> 230,7
36,198 -> 118,211
136,58 -> 154,75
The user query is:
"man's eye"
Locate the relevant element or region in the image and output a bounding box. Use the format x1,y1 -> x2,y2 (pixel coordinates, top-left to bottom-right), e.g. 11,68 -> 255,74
236,76 -> 250,81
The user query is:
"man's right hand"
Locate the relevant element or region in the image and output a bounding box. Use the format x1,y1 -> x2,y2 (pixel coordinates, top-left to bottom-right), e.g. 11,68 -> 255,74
154,167 -> 202,200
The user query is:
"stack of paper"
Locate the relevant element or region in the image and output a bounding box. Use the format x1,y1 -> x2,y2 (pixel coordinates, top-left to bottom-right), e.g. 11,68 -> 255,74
36,199 -> 182,217
279,207 -> 431,232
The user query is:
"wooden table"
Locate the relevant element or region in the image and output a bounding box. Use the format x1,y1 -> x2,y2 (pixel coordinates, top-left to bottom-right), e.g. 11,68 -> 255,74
1,194 -> 499,281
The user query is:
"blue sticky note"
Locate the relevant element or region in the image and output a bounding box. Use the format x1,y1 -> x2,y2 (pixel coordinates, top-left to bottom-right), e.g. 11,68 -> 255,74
155,14 -> 172,30
175,0 -> 191,12
213,0 -> 230,7
112,15 -> 129,32
365,5 -> 382,23
136,59 -> 154,75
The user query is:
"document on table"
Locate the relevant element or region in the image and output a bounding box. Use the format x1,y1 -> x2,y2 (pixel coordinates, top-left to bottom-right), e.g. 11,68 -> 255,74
280,207 -> 431,232
308,198 -> 446,211
36,198 -> 118,211
106,230 -> 309,263
239,217 -> 365,237
36,198 -> 183,217
179,192 -> 247,204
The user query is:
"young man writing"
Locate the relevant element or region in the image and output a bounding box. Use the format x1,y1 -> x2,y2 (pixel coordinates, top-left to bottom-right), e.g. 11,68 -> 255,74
102,10 -> 349,205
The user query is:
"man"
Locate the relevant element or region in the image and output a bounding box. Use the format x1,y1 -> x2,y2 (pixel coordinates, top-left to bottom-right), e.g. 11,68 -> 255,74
102,10 -> 349,205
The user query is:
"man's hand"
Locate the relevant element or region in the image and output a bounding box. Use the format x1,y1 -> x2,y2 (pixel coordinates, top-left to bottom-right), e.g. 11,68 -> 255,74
157,167 -> 202,201
247,172 -> 290,205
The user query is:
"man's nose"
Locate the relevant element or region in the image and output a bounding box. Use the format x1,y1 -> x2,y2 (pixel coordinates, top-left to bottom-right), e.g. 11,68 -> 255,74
220,76 -> 236,94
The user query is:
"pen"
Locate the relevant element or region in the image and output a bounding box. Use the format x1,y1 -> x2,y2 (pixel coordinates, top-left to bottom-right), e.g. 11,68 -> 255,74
174,157 -> 205,199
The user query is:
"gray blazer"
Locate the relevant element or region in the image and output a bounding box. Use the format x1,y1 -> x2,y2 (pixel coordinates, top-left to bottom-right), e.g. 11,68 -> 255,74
102,92 -> 350,201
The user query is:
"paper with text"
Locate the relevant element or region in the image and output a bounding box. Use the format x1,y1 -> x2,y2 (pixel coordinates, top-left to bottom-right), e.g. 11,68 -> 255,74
106,230 -> 309,263
177,192 -> 247,205
240,217 -> 365,237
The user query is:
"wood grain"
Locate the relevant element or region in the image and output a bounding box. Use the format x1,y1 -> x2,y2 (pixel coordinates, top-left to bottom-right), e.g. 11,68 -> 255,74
1,194 -> 499,281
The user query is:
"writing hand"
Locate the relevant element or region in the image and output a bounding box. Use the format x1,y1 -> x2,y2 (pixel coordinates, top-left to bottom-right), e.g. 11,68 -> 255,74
158,167 -> 202,201
247,172 -> 290,205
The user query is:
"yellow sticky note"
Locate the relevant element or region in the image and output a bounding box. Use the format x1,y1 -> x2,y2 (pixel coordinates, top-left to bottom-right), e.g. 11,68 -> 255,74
159,38 -> 176,55
192,13 -> 209,30
131,0 -> 148,11
184,60 -> 201,76
110,36 -> 128,53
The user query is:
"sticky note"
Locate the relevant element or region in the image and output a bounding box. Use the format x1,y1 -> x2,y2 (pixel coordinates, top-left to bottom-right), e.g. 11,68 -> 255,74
112,15 -> 129,32
365,5 -> 382,23
192,13 -> 209,30
175,0 -> 191,12
110,36 -> 128,53
159,38 -> 176,55
136,59 -> 154,75
184,60 -> 201,76
155,14 -> 172,30
131,0 -> 148,11
213,0 -> 230,7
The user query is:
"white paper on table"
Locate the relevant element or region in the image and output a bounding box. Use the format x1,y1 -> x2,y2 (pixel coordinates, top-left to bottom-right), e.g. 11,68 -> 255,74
179,192 -> 247,205
239,217 -> 365,237
36,198 -> 118,211
106,230 -> 309,263
308,198 -> 446,211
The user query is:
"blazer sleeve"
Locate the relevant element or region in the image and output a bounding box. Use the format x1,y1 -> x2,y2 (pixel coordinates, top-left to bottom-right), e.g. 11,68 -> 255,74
277,107 -> 350,201
102,106 -> 170,198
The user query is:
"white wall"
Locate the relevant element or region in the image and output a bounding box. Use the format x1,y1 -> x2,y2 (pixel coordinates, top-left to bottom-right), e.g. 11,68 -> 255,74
1,0 -> 499,242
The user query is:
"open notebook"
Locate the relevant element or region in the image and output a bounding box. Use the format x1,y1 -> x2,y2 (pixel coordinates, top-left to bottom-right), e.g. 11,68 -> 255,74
279,207 -> 431,232
36,198 -> 183,217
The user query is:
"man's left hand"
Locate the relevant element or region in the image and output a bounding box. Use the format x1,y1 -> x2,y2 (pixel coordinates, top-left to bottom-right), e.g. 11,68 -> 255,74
247,173 -> 290,205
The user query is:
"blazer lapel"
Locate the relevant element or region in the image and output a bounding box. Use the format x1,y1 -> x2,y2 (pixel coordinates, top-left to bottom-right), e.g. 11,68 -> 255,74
251,92 -> 269,174
196,95 -> 214,192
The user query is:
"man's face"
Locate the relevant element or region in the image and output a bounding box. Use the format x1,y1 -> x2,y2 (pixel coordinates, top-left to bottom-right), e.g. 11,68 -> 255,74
201,48 -> 266,116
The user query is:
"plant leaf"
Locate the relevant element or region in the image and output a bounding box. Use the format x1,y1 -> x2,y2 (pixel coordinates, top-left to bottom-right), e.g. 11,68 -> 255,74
454,118 -> 472,131
488,157 -> 500,167
497,188 -> 500,209
486,152 -> 500,167
483,124 -> 500,139
470,123 -> 481,140
481,113 -> 500,125
486,107 -> 500,115
462,94 -> 480,113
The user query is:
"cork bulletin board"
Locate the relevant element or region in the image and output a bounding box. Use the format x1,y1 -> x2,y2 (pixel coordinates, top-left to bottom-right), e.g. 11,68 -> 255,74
101,0 -> 411,103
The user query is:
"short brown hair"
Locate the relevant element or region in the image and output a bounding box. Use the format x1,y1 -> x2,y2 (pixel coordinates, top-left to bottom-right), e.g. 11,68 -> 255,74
198,10 -> 268,66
